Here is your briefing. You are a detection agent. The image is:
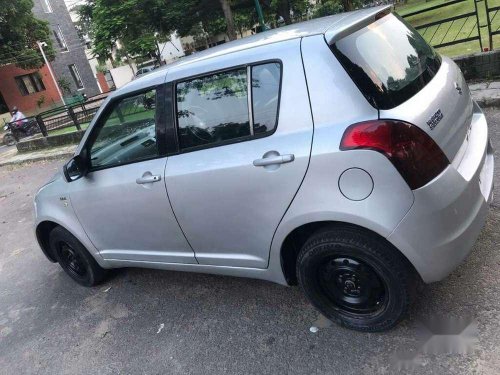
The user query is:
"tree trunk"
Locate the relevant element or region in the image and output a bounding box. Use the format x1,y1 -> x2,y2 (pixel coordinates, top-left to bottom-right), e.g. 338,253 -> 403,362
277,0 -> 292,25
342,0 -> 354,12
219,0 -> 237,41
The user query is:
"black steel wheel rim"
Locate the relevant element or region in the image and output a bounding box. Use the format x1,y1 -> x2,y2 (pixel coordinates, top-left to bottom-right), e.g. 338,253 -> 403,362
58,242 -> 87,279
318,256 -> 386,315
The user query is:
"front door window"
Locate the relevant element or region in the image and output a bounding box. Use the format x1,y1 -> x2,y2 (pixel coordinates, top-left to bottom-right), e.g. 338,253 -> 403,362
90,89 -> 158,169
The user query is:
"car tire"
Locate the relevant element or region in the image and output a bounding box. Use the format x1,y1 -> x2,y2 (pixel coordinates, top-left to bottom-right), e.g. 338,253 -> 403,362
297,225 -> 416,332
3,134 -> 15,146
49,226 -> 108,287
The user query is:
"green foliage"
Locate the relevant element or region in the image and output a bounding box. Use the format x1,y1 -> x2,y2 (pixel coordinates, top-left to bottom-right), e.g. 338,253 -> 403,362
79,0 -> 235,59
266,0 -> 311,24
78,0 -> 336,60
36,95 -> 46,109
234,12 -> 255,36
312,0 -> 344,18
80,0 -> 165,61
96,64 -> 108,73
74,0 -> 95,40
57,77 -> 72,95
0,0 -> 55,69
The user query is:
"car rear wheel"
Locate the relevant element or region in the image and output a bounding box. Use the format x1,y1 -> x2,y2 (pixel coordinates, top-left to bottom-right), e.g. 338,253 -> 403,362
297,225 -> 416,332
49,226 -> 108,287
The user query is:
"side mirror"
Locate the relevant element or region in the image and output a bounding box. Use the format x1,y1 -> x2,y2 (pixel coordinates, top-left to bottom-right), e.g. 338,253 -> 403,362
63,155 -> 88,182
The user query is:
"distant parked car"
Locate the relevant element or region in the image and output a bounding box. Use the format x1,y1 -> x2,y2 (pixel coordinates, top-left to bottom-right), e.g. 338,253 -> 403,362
134,66 -> 156,79
34,6 -> 493,332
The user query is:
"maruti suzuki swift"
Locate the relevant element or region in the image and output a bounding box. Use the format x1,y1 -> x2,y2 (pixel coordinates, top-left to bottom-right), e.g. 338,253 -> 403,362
34,6 -> 494,331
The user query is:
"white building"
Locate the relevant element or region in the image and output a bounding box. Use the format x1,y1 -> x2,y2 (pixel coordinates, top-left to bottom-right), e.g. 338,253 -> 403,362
158,34 -> 185,64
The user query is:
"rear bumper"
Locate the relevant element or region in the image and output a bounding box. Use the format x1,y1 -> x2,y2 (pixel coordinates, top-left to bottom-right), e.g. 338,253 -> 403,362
388,106 -> 494,283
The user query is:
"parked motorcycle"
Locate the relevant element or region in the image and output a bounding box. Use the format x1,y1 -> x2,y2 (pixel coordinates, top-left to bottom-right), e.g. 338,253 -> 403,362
2,120 -> 39,146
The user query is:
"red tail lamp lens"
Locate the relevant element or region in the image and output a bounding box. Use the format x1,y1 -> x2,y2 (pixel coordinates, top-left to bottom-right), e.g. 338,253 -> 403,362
340,120 -> 449,189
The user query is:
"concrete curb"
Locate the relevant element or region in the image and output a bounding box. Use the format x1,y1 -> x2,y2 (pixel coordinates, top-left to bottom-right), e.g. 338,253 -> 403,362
0,152 -> 73,168
476,97 -> 500,108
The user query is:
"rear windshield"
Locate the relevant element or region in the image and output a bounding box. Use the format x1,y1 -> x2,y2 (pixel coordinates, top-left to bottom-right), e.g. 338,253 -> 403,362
331,13 -> 441,110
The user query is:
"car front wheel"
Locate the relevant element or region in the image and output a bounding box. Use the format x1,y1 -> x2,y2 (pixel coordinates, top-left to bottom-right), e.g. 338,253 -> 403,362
49,226 -> 108,287
297,225 -> 417,332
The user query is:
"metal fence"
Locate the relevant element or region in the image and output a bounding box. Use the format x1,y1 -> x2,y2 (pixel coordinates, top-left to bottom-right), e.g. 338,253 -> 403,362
402,0 -> 483,49
4,90 -> 159,144
37,96 -> 106,133
402,0 -> 499,52
485,0 -> 500,49
5,93 -> 109,141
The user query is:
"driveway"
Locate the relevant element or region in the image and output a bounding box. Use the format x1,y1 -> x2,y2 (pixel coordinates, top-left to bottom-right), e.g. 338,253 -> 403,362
1,108 -> 500,374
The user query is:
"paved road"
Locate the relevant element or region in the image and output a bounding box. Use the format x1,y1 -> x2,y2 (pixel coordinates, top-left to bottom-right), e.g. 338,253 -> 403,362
1,109 -> 500,374
0,144 -> 14,156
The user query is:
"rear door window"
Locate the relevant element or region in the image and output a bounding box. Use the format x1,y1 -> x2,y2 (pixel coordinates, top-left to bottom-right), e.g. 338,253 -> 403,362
176,68 -> 250,149
331,13 -> 441,110
175,62 -> 281,151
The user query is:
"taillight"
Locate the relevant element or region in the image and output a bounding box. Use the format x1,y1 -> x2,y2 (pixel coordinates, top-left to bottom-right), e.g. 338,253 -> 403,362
340,120 -> 449,189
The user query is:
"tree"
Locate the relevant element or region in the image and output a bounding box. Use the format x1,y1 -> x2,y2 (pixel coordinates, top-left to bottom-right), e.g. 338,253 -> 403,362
312,0 -> 343,18
79,0 -> 242,61
73,0 -> 95,40
341,0 -> 354,12
256,0 -> 309,26
219,0 -> 237,40
0,0 -> 54,69
86,0 -> 168,62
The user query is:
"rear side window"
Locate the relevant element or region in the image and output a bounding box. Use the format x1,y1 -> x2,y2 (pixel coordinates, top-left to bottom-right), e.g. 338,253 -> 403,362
331,13 -> 441,110
252,63 -> 281,134
176,62 -> 281,150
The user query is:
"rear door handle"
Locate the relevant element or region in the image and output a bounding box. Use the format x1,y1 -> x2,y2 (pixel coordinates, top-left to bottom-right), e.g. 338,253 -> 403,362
136,175 -> 161,184
253,153 -> 295,167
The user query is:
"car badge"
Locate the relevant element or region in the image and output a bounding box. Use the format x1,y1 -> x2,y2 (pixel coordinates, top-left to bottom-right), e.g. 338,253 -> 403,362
426,109 -> 444,130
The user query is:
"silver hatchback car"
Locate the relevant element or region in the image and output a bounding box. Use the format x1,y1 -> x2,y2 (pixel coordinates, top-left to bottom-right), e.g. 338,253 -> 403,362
34,6 -> 494,331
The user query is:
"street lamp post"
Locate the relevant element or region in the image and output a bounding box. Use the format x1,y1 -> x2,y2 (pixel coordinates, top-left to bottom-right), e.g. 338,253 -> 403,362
37,41 -> 65,106
254,0 -> 267,31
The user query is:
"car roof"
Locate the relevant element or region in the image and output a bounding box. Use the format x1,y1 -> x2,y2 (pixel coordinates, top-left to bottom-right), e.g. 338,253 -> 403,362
115,5 -> 390,96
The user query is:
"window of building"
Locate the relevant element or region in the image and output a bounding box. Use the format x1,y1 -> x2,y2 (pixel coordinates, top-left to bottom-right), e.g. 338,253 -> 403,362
0,91 -> 8,114
14,73 -> 46,96
68,64 -> 84,89
175,62 -> 281,151
41,0 -> 52,13
53,26 -> 68,51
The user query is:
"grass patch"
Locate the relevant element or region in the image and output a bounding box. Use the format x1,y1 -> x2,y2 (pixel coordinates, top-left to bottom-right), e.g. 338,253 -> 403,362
49,123 -> 90,136
395,0 -> 500,57
46,108 -> 154,137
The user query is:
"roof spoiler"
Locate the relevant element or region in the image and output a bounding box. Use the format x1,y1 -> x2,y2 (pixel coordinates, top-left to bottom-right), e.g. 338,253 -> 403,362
324,5 -> 392,45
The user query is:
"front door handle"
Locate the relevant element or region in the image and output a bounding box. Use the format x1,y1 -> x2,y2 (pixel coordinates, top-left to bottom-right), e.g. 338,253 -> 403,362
253,153 -> 295,167
136,174 -> 161,184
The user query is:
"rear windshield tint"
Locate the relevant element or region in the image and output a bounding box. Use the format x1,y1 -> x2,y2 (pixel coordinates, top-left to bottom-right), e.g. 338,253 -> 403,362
331,13 -> 441,110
